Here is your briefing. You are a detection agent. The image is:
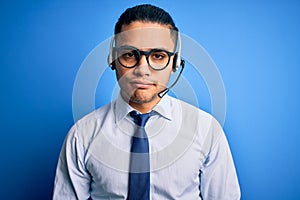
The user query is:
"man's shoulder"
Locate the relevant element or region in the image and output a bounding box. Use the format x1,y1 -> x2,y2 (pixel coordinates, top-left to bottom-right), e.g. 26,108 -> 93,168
66,101 -> 115,144
75,102 -> 113,125
73,101 -> 114,130
169,96 -> 223,132
169,96 -> 213,120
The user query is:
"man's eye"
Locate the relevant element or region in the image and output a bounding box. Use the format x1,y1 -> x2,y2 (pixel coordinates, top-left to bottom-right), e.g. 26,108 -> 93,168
152,52 -> 166,60
124,52 -> 134,57
121,51 -> 136,59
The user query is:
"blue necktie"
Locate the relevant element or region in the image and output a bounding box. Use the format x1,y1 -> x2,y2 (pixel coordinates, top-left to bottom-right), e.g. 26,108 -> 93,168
127,111 -> 151,200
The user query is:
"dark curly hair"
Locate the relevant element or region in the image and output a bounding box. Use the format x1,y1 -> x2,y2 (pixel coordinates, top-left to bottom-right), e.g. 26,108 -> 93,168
114,4 -> 178,38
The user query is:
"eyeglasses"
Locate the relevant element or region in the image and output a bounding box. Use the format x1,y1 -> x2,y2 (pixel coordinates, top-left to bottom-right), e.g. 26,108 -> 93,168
114,46 -> 175,71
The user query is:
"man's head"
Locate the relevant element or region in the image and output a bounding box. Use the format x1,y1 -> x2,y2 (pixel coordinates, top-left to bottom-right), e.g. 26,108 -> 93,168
111,4 -> 180,113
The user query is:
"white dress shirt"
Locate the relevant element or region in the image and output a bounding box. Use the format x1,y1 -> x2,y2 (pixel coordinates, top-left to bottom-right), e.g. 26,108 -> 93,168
53,95 -> 240,200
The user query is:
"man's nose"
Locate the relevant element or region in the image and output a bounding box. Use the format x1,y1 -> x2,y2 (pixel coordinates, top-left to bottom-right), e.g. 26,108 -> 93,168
134,55 -> 151,75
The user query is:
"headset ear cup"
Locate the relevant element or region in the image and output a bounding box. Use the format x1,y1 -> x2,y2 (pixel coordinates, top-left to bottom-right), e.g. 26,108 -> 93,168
107,55 -> 116,70
107,46 -> 117,70
108,37 -> 116,70
172,53 -> 178,72
111,61 -> 116,70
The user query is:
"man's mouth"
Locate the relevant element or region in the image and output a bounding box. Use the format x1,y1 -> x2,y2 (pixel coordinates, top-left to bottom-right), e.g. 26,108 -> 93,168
130,80 -> 155,89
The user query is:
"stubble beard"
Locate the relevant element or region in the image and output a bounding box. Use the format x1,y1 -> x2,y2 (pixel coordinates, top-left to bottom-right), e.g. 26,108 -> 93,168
130,91 -> 158,104
122,89 -> 159,105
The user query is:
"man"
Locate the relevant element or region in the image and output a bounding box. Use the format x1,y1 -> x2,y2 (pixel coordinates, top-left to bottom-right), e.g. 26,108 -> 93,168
53,4 -> 240,200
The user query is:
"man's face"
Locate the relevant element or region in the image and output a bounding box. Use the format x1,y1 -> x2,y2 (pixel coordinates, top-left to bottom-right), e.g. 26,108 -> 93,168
115,21 -> 176,109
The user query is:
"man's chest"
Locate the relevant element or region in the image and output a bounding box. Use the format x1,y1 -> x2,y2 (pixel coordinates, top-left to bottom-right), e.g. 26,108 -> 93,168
85,137 -> 204,199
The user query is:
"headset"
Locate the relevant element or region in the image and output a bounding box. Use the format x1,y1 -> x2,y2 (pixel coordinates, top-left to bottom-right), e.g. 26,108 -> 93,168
107,31 -> 185,98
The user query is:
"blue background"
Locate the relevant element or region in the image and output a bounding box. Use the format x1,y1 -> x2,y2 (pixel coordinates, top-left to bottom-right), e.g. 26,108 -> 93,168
1,0 -> 300,199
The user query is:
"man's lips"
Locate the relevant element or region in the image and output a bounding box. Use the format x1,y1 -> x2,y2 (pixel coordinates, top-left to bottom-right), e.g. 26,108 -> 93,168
130,80 -> 155,89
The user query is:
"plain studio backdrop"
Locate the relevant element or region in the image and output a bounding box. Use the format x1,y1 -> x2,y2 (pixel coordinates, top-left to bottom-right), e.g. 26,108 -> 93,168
1,0 -> 299,199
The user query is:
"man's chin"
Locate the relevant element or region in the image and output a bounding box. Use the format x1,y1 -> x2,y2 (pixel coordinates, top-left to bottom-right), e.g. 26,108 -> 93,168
129,94 -> 158,104
121,88 -> 162,105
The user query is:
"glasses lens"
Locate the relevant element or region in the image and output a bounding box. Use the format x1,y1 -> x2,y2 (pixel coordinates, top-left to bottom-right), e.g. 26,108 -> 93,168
117,47 -> 139,68
149,50 -> 170,70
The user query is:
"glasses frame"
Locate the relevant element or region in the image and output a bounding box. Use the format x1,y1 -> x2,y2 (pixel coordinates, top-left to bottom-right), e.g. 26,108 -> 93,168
114,45 -> 175,71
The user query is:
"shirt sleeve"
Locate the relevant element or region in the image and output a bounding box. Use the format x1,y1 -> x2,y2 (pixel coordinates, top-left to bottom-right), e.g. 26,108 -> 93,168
199,119 -> 241,200
52,125 -> 91,200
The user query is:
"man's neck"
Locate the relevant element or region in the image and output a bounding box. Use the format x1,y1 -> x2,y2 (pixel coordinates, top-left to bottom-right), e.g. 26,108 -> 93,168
129,100 -> 159,114
121,94 -> 161,114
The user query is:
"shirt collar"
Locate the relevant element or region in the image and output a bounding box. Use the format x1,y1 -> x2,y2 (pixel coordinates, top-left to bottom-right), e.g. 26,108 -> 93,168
114,94 -> 173,124
115,94 -> 134,124
152,94 -> 172,121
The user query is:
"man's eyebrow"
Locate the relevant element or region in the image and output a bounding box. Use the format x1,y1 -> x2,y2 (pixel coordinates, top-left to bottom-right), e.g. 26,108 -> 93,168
153,47 -> 173,51
116,45 -> 173,52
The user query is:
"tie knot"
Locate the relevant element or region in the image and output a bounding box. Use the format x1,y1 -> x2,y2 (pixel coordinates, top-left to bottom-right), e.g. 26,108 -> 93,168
130,111 -> 151,127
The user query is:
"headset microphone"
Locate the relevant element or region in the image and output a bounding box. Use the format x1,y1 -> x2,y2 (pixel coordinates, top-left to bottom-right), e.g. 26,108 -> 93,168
158,32 -> 185,98
158,59 -> 185,98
